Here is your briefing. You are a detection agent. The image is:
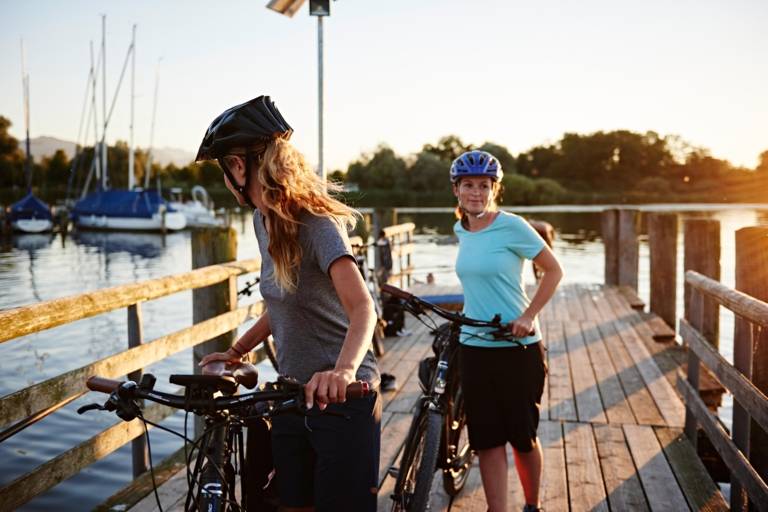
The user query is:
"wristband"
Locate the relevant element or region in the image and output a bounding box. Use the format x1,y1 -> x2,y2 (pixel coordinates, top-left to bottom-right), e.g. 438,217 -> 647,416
230,344 -> 245,357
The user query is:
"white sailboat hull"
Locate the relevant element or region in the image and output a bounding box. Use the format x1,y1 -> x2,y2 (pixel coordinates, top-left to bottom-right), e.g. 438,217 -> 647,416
13,218 -> 54,233
75,211 -> 186,231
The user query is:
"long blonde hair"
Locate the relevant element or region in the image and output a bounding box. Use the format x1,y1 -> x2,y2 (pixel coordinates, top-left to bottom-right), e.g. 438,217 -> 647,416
454,179 -> 503,229
255,138 -> 358,292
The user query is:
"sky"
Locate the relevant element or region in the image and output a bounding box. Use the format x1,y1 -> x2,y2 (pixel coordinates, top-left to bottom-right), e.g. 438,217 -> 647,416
1,0 -> 767,172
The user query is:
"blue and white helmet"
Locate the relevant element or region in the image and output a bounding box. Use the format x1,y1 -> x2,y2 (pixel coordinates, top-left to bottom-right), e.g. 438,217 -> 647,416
449,150 -> 503,183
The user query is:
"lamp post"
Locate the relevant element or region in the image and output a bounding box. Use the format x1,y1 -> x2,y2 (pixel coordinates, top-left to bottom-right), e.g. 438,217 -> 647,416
266,0 -> 331,181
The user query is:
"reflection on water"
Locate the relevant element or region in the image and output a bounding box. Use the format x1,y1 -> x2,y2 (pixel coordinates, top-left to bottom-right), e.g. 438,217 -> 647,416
0,205 -> 766,510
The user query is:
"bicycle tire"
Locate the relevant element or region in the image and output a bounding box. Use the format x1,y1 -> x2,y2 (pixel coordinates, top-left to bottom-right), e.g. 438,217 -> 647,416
442,384 -> 473,496
391,408 -> 442,512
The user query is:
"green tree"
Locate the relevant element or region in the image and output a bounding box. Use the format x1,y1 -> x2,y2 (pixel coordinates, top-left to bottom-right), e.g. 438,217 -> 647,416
0,116 -> 24,188
41,149 -> 71,188
346,144 -> 406,189
477,142 -> 516,174
756,150 -> 768,173
421,135 -> 471,163
408,151 -> 447,191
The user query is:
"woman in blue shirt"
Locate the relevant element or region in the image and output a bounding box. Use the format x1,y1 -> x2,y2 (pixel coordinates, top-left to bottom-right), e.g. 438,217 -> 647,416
451,150 -> 563,512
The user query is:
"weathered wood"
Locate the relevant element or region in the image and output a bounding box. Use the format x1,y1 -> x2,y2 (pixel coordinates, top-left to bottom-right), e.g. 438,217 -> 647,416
545,321 -> 577,421
127,302 -> 149,477
565,322 -> 606,423
734,226 -> 768,511
677,375 -> 768,511
680,319 -> 768,435
382,222 -> 415,237
654,427 -> 729,511
0,399 -> 176,511
539,420 -> 567,511
683,219 -> 720,347
582,321 -> 635,424
648,213 -> 678,329
618,285 -> 645,310
594,424 -> 649,511
602,209 -> 620,286
564,421 -> 609,511
0,302 -> 264,428
618,210 -> 639,291
0,257 -> 261,344
685,271 -> 768,327
623,423 -> 690,511
645,314 -> 677,342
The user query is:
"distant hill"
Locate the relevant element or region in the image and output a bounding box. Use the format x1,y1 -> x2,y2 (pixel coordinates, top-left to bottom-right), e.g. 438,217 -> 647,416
24,136 -> 195,167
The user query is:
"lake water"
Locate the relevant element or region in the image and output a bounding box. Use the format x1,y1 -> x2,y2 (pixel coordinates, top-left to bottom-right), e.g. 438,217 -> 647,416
1,204 -> 767,510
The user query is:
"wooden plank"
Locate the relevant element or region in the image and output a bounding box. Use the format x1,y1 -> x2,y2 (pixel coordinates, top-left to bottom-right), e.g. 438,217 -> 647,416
563,422 -> 609,511
545,322 -> 577,421
0,258 -> 261,344
563,285 -> 586,321
0,302 -> 264,428
614,318 -> 685,427
445,460 -> 485,511
576,283 -> 602,321
382,222 -> 416,237
617,210 -> 639,291
378,411 -> 413,485
646,314 -> 677,342
0,400 -> 177,511
539,420 -> 567,511
564,321 -> 606,423
539,321 -> 550,421
680,319 -> 768,435
582,321 -> 636,424
648,212 -> 678,328
597,321 -> 665,426
623,423 -> 690,512
593,424 -> 649,511
686,271 -> 768,327
677,376 -> 768,510
619,285 -> 645,311
654,427 -> 728,511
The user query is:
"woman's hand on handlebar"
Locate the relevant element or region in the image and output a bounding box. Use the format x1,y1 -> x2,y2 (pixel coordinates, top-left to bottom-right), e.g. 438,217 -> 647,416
507,315 -> 535,338
198,348 -> 242,367
304,368 -> 356,410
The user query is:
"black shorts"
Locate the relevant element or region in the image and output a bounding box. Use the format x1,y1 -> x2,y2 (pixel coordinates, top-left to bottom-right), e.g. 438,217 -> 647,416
270,392 -> 381,511
459,343 -> 546,453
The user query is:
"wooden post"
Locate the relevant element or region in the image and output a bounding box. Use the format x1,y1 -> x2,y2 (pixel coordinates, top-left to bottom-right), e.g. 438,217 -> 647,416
373,209 -> 382,272
683,283 -> 703,446
733,226 -> 768,511
648,213 -> 678,328
127,303 -> 148,476
683,219 -> 720,347
602,209 -> 619,286
617,209 -> 639,291
191,227 -> 238,436
406,227 -> 412,288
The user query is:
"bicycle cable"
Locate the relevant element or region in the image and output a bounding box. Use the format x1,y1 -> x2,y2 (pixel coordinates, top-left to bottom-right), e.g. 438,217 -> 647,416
137,412 -> 164,512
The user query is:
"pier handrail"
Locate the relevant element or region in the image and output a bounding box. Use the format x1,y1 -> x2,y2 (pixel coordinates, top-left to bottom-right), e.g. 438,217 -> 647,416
678,270 -> 768,511
0,256 -> 261,510
382,222 -> 415,287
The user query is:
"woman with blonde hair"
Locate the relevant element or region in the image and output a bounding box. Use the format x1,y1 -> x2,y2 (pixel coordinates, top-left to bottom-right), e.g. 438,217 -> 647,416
197,96 -> 380,511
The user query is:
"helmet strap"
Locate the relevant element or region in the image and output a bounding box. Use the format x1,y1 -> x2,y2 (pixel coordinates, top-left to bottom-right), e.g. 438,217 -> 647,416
221,156 -> 257,210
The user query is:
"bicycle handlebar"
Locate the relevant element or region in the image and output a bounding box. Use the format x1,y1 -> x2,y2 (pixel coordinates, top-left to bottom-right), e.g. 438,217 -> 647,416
380,283 -> 535,336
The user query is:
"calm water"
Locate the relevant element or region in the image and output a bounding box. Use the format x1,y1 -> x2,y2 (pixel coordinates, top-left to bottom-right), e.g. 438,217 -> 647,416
1,205 -> 767,510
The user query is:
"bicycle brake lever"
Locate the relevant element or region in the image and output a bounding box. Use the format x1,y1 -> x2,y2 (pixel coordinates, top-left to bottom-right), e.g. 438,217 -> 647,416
77,403 -> 106,415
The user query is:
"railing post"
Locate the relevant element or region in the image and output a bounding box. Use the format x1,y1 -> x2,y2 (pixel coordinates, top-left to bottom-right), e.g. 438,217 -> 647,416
683,219 -> 720,347
191,226 -> 238,437
618,209 -> 639,291
733,226 -> 768,511
602,209 -> 619,286
406,227 -> 412,288
648,213 -> 678,328
127,302 -> 149,477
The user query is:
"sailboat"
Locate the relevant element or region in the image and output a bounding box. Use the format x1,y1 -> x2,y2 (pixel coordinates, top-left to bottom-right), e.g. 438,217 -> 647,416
9,40 -> 54,234
71,19 -> 185,232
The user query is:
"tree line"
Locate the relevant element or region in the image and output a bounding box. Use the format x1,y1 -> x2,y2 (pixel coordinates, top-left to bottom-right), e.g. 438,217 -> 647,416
2,114 -> 766,207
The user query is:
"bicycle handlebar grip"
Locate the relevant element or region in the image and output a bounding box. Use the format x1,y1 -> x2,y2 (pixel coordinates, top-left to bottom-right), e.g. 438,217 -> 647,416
380,284 -> 413,301
346,381 -> 371,399
86,376 -> 123,394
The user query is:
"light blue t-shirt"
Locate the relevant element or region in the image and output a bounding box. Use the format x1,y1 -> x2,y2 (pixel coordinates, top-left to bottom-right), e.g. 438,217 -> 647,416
454,211 -> 546,348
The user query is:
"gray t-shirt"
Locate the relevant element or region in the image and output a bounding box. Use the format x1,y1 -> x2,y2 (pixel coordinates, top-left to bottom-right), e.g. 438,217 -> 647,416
253,209 -> 380,387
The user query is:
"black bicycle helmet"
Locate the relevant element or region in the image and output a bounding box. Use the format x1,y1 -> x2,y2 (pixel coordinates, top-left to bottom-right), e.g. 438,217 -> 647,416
195,95 -> 293,161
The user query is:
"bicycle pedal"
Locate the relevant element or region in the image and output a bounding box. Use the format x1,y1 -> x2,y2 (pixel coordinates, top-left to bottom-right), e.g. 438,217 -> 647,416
387,466 -> 399,478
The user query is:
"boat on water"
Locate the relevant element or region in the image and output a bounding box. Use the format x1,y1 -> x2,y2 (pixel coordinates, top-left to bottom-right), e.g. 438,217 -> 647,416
168,186 -> 222,228
72,189 -> 185,231
8,193 -> 54,233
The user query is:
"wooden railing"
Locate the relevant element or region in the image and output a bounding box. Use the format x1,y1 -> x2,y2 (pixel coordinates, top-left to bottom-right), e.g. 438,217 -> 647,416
0,228 -> 261,511
679,270 -> 768,511
381,222 -> 415,288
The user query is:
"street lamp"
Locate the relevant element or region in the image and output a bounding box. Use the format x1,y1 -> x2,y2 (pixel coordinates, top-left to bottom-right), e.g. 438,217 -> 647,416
267,0 -> 332,180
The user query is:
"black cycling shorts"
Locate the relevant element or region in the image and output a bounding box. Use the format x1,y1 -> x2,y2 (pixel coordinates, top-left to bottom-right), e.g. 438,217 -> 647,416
459,342 -> 546,453
270,392 -> 381,511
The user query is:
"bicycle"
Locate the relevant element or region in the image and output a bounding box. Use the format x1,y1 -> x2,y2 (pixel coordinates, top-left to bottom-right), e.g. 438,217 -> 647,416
381,283 -> 528,511
78,361 -> 370,512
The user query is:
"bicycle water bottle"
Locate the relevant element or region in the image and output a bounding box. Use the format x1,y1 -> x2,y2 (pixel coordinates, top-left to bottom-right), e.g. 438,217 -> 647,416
434,360 -> 448,394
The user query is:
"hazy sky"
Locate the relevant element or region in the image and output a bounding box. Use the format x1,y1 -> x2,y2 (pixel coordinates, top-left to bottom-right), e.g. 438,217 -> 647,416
1,0 -> 767,172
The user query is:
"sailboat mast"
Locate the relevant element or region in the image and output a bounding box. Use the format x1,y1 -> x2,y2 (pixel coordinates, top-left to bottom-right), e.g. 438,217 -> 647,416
128,24 -> 136,190
20,39 -> 32,193
145,58 -> 160,189
101,14 -> 108,189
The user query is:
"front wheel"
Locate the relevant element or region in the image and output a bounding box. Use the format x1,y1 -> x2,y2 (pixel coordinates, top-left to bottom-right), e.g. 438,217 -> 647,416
442,385 -> 473,496
391,408 -> 442,512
